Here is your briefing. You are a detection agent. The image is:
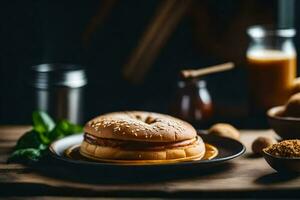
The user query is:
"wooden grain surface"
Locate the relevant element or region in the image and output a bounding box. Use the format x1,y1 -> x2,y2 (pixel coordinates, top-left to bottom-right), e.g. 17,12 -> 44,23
0,126 -> 300,198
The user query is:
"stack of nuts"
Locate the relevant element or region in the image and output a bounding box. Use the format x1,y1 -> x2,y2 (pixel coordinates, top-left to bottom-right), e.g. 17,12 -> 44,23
264,140 -> 300,157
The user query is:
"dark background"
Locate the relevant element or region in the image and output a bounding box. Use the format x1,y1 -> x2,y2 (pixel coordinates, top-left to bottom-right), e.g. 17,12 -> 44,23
0,0 -> 298,127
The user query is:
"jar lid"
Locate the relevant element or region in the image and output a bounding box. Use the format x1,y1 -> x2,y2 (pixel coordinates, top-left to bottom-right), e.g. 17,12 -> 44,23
28,63 -> 87,89
247,25 -> 296,38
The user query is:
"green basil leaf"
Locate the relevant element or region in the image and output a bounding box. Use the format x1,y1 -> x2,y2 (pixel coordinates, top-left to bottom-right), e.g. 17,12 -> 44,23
48,126 -> 64,141
66,122 -> 83,135
9,111 -> 82,163
38,143 -> 48,150
58,119 -> 83,135
49,120 -> 82,141
8,148 -> 42,163
37,131 -> 51,144
15,130 -> 42,150
32,111 -> 55,133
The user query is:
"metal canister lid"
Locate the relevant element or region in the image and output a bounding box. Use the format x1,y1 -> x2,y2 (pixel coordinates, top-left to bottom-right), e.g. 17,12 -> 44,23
29,63 -> 87,89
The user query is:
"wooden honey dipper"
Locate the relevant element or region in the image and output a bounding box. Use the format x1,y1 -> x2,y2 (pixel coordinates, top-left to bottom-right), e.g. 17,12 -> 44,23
180,62 -> 235,79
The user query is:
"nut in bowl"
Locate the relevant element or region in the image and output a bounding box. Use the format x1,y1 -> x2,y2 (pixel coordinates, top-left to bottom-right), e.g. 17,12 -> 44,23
267,93 -> 300,139
262,140 -> 300,173
267,106 -> 300,139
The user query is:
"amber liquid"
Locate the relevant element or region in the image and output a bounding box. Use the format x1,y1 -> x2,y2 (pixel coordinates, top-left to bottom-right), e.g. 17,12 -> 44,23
247,50 -> 296,112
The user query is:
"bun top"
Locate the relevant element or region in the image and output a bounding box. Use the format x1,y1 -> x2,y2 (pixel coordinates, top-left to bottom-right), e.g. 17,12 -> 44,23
84,111 -> 197,142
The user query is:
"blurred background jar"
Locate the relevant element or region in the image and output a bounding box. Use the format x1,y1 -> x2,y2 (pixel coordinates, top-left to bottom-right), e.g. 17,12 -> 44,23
28,64 -> 87,124
246,25 -> 297,115
170,79 -> 213,129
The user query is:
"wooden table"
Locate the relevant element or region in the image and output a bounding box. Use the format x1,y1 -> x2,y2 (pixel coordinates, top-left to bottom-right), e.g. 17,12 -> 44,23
0,126 -> 300,199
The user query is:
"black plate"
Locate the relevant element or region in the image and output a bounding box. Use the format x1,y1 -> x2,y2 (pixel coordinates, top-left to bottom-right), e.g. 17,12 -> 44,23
49,133 -> 245,173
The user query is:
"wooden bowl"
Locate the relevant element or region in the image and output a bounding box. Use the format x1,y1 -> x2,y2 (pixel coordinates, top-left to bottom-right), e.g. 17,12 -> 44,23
267,106 -> 300,139
262,149 -> 300,173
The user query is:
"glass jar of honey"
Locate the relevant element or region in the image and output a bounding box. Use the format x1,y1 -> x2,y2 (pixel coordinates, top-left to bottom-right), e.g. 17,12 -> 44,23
170,79 -> 213,128
247,25 -> 297,114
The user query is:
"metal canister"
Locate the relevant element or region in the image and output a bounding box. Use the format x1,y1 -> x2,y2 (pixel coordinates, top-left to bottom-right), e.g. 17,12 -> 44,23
28,63 -> 87,124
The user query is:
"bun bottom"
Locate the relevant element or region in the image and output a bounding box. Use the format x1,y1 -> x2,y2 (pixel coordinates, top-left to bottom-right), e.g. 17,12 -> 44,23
79,136 -> 205,163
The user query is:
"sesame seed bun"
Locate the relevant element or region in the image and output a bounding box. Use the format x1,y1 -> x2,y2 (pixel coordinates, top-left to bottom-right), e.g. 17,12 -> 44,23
80,111 -> 205,162
84,111 -> 197,142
